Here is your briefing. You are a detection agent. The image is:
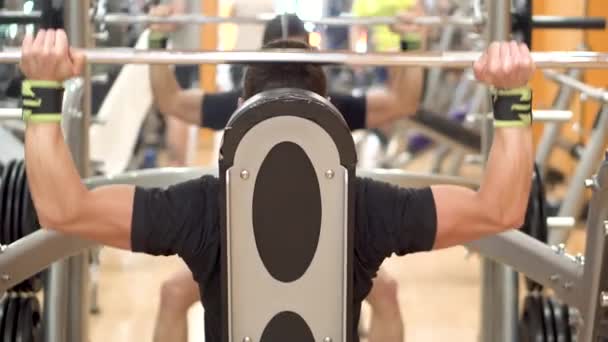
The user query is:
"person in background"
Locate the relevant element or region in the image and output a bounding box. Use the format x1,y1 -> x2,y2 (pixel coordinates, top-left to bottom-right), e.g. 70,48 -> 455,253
350,0 -> 432,164
157,0 -> 200,166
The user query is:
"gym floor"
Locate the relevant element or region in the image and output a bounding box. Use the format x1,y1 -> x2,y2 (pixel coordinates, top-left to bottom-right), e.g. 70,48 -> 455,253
88,131 -> 586,342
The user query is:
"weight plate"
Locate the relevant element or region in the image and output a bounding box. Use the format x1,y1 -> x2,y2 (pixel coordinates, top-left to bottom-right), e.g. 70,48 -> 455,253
563,303 -> 573,342
542,296 -> 556,342
522,295 -> 545,342
0,165 -> 4,243
21,162 -> 38,239
4,162 -> 17,246
16,296 -> 33,342
30,297 -> 40,342
4,296 -> 19,342
0,295 -> 7,339
18,163 -> 28,239
12,161 -> 23,242
0,161 -> 14,245
550,298 -> 567,342
524,166 -> 549,292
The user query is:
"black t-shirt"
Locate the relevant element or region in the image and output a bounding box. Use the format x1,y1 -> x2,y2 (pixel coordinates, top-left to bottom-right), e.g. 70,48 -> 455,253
202,90 -> 367,131
131,176 -> 436,341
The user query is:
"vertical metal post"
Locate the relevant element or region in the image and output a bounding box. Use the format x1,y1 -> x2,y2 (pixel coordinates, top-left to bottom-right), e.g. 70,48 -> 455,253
480,1 -> 517,342
63,1 -> 92,342
43,263 -> 69,342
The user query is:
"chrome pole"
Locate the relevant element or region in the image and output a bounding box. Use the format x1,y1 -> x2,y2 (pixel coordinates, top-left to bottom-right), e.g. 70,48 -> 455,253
62,1 -> 92,342
480,1 -> 517,342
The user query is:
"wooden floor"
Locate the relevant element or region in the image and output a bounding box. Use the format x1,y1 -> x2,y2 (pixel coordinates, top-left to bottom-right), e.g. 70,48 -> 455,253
88,133 -> 585,342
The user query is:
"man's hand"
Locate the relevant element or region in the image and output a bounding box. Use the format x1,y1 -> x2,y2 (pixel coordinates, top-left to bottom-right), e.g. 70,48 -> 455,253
473,41 -> 536,89
20,29 -> 85,82
149,4 -> 179,34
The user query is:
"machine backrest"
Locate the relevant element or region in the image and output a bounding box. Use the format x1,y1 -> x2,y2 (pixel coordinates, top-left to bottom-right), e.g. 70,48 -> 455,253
219,88 -> 357,342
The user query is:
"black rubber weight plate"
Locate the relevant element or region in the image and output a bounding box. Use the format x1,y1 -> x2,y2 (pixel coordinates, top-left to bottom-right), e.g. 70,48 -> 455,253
4,161 -> 16,245
12,166 -> 23,295
4,296 -> 20,342
21,168 -> 36,238
543,296 -> 556,342
13,161 -> 24,242
9,161 -> 22,245
0,161 -> 14,244
522,295 -> 545,342
19,162 -> 28,238
550,298 -> 567,342
30,297 -> 41,342
0,295 -> 7,339
563,303 -> 573,342
16,296 -> 33,342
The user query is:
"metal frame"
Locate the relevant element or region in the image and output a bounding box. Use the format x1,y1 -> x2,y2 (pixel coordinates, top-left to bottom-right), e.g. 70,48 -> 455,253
540,70 -> 608,245
535,68 -> 583,176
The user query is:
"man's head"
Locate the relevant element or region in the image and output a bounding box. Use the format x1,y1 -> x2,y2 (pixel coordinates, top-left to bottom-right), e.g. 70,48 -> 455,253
262,14 -> 309,45
242,40 -> 327,100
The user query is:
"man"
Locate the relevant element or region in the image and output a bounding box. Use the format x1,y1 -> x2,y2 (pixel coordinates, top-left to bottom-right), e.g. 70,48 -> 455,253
148,9 -> 424,342
20,29 -> 534,342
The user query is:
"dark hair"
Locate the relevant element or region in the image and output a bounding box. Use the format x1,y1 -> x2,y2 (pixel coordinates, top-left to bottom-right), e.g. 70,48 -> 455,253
262,14 -> 309,45
242,40 -> 327,100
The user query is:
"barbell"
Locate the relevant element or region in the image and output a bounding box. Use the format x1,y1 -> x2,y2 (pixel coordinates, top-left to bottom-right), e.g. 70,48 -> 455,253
1,48 -> 608,68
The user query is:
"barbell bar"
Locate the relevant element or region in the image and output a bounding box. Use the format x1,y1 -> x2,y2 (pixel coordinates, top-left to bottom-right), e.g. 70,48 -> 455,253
2,48 -> 608,69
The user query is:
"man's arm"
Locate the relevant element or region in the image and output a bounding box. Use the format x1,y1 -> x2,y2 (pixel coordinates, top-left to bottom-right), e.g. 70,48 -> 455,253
431,41 -> 535,249
365,5 -> 426,128
148,4 -> 204,126
21,30 -> 134,249
365,66 -> 424,127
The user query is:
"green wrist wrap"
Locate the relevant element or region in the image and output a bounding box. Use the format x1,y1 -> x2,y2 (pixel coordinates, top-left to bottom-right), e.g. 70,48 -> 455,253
492,87 -> 533,128
149,32 -> 169,49
21,80 -> 64,124
400,34 -> 422,51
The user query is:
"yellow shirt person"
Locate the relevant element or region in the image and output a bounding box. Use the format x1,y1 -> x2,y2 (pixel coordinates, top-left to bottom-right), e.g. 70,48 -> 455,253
352,0 -> 417,52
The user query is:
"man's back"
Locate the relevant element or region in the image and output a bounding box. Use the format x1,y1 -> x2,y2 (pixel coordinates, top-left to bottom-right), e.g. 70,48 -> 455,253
130,176 -> 437,340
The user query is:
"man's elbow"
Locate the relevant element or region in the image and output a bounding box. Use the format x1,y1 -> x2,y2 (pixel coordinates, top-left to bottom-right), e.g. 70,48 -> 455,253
497,203 -> 527,233
38,209 -> 77,232
37,194 -> 86,232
